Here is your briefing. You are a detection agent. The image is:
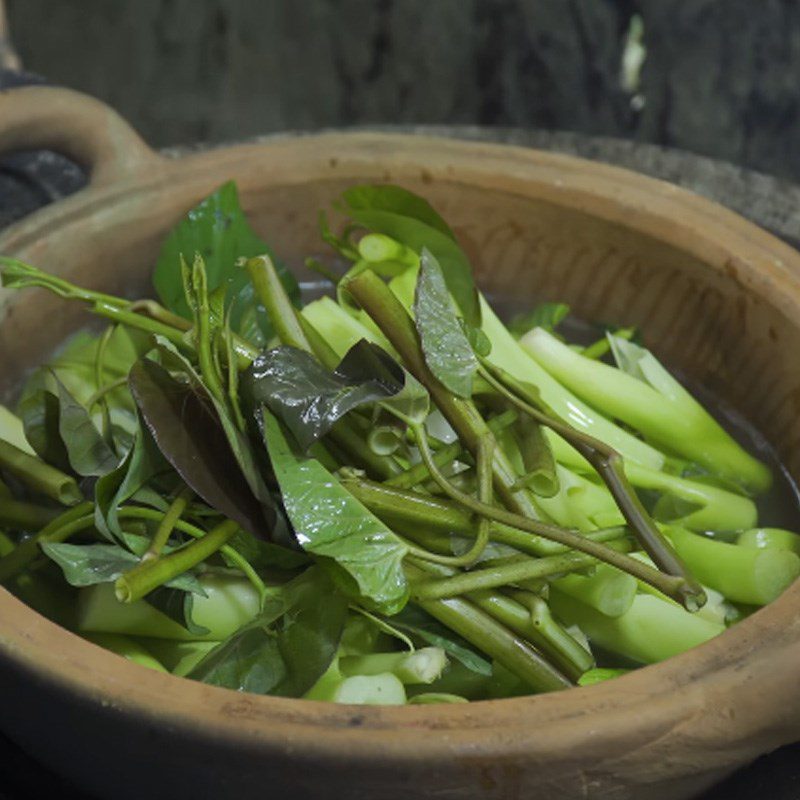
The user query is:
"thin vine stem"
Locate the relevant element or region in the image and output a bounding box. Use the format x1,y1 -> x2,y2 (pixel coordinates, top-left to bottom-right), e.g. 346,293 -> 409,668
478,362 -> 705,611
403,437 -> 493,567
410,421 -> 696,607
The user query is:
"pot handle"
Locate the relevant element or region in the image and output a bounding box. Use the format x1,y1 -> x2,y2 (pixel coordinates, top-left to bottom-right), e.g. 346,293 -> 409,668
0,85 -> 164,187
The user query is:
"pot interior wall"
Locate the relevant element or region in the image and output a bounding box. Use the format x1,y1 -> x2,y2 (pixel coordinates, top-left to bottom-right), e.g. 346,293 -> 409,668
2,173 -> 798,480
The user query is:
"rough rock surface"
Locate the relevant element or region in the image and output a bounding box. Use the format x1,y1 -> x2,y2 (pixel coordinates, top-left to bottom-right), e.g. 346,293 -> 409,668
7,0 -> 800,180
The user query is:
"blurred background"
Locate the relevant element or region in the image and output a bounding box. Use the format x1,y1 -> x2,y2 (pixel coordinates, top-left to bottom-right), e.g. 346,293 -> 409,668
5,0 -> 800,180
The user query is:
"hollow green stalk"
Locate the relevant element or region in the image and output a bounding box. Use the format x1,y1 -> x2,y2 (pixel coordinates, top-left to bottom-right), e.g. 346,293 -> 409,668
404,561 -> 572,692
478,364 -> 705,610
549,589 -> 725,665
339,647 -> 447,684
0,440 -> 82,506
144,485 -> 194,560
0,257 -> 128,307
0,502 -> 95,583
345,269 -> 541,519
93,302 -> 190,350
665,525 -> 800,605
115,519 -> 239,604
244,255 -> 309,351
738,528 -> 800,555
468,588 -> 592,680
115,507 -> 266,605
521,328 -> 771,494
409,548 -> 624,600
128,299 -> 193,331
343,476 -> 629,557
0,500 -> 59,532
552,564 -> 637,618
189,258 -> 227,407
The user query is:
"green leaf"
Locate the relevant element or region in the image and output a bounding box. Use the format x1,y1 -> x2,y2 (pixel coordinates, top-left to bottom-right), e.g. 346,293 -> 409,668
18,372 -> 71,472
224,528 -> 310,572
19,371 -> 121,479
189,569 -> 347,697
145,585 -> 210,636
390,605 -> 492,676
460,319 -> 492,357
513,414 -> 559,498
507,303 -> 570,338
152,181 -> 300,335
94,421 -> 171,542
341,185 -> 480,327
18,327 -> 146,465
244,340 -> 428,451
261,409 -> 410,614
414,249 -> 478,399
53,376 -> 120,477
128,358 -> 270,539
151,336 -> 282,531
343,185 -> 456,241
40,540 -> 202,595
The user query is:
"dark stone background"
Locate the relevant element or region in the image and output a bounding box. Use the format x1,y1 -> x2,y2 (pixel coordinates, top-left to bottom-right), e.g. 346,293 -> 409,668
7,0 -> 800,181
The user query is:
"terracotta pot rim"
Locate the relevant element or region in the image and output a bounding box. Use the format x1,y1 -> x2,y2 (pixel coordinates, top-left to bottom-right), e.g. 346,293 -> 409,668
2,121 -> 800,767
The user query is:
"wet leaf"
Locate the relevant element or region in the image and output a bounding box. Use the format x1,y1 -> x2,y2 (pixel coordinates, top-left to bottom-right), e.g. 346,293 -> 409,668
261,409 -> 409,614
341,185 -> 480,327
189,569 -> 347,696
152,181 -> 300,340
343,185 -> 456,241
414,249 -> 478,399
244,340 -> 428,451
53,376 -> 120,477
94,421 -> 171,542
40,540 -> 203,595
128,358 -> 268,539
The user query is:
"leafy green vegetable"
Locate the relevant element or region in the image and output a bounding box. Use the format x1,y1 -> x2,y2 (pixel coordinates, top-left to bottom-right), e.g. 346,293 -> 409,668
244,340 -> 428,451
145,584 -> 210,637
40,540 -> 202,595
261,409 -> 409,614
343,185 -> 456,241
53,376 -> 120,477
188,569 -> 347,696
224,528 -> 310,572
152,181 -> 300,337
152,336 -> 279,527
128,358 -> 269,539
18,372 -> 72,473
341,185 -> 480,328
522,328 -> 772,494
18,371 -> 122,479
94,422 -> 171,542
414,249 -> 478,399
507,303 -> 570,338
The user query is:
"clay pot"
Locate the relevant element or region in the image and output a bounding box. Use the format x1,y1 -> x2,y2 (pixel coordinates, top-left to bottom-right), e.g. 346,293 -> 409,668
1,86 -> 799,800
